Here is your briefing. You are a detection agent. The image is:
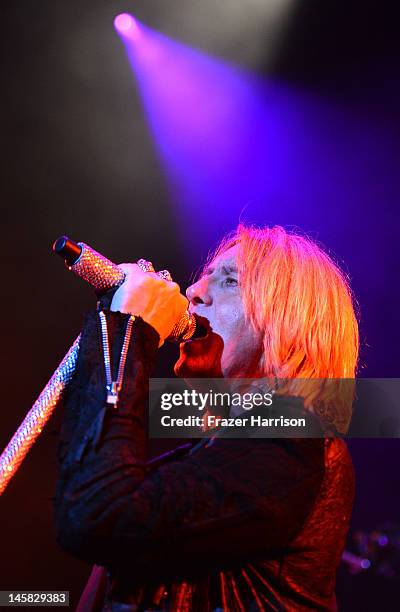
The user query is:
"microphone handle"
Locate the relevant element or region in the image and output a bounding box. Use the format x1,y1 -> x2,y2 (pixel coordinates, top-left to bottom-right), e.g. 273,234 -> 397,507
53,235 -> 125,292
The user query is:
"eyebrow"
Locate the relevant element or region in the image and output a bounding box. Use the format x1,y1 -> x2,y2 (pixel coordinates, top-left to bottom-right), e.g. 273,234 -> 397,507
222,264 -> 238,275
204,263 -> 238,276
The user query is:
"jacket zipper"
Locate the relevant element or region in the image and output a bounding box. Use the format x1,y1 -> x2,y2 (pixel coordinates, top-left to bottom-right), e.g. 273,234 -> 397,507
98,311 -> 135,409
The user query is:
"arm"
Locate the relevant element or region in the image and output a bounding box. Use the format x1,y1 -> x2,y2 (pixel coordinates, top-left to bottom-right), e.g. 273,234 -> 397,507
54,308 -> 325,584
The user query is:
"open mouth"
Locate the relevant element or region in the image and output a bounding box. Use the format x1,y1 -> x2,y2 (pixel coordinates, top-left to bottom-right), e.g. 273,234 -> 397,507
175,314 -> 223,377
184,314 -> 211,342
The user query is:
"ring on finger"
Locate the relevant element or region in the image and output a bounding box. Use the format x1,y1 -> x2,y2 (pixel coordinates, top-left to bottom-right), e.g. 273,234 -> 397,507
137,259 -> 155,273
157,269 -> 173,282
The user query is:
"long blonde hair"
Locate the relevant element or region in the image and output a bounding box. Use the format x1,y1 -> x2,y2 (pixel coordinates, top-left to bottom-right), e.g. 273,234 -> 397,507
209,225 -> 359,432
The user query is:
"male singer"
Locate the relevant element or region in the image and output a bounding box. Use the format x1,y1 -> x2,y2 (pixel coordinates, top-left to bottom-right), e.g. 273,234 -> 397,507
55,225 -> 358,610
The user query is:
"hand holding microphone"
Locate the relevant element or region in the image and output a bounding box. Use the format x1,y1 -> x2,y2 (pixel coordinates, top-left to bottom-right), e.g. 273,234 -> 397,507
53,236 -> 197,343
111,262 -> 189,347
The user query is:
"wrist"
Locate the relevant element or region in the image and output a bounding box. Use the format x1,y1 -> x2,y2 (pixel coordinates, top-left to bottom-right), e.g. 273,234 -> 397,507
106,308 -> 163,348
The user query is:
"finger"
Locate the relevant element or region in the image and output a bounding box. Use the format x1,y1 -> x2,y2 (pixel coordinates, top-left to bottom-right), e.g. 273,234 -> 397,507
180,294 -> 190,310
118,263 -> 144,275
145,271 -> 178,288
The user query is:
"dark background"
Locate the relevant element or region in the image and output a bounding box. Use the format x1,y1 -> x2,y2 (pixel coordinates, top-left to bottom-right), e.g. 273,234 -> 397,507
1,1 -> 399,609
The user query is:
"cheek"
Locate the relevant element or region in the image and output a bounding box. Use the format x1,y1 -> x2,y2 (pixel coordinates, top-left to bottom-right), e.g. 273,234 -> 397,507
215,299 -> 244,335
219,311 -> 263,375
222,322 -> 256,358
220,316 -> 251,358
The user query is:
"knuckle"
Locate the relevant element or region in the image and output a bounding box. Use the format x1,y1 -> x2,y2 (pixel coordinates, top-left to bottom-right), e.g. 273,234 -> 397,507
118,263 -> 136,272
140,275 -> 153,288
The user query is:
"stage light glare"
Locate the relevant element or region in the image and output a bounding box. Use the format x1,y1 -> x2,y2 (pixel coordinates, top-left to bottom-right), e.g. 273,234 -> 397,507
114,13 -> 136,34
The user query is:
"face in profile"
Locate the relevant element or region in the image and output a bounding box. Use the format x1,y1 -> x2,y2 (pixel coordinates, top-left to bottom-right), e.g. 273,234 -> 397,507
174,244 -> 264,379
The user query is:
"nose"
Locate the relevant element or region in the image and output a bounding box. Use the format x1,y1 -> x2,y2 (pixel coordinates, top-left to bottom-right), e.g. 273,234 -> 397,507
186,277 -> 212,307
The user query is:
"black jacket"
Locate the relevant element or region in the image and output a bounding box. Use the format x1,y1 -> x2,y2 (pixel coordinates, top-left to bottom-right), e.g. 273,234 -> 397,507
54,309 -> 354,611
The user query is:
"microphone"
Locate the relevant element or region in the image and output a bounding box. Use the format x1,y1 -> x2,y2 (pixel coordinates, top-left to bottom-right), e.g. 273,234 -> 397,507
0,235 -> 200,495
53,236 -> 197,342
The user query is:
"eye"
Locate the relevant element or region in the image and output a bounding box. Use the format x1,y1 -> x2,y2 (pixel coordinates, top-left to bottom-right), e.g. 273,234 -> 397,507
224,277 -> 238,287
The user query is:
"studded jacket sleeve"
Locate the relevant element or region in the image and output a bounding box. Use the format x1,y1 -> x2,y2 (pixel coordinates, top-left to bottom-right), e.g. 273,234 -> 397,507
54,309 -> 326,585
